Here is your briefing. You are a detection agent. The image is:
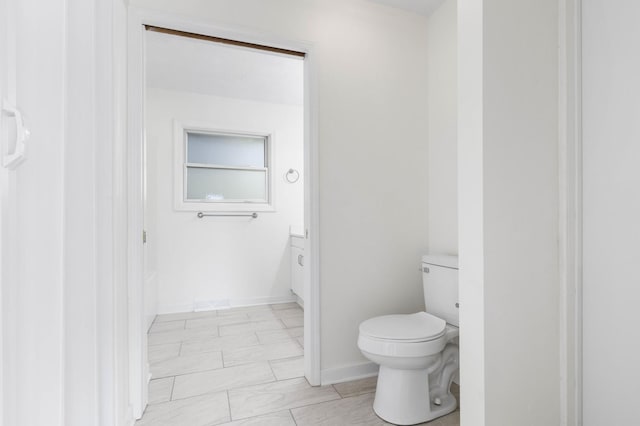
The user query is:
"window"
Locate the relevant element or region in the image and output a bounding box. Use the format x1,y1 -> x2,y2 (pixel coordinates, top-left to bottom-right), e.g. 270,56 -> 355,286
174,123 -> 274,211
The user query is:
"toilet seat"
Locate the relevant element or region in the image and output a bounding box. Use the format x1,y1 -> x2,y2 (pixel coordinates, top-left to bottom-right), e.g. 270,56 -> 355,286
359,312 -> 446,343
358,312 -> 450,358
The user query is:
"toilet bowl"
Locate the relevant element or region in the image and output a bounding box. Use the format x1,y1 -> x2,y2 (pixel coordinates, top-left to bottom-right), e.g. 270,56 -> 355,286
358,255 -> 459,425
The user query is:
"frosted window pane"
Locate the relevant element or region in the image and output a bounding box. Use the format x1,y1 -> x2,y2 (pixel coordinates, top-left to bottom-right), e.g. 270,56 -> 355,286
186,167 -> 267,201
187,132 -> 265,167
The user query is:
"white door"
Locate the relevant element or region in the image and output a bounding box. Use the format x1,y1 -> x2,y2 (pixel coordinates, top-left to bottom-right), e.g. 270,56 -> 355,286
582,1 -> 640,424
0,0 -> 20,422
1,0 -> 68,424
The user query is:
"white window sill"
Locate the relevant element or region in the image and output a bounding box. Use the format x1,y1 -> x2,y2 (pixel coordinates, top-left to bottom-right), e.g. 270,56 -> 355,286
174,201 -> 275,213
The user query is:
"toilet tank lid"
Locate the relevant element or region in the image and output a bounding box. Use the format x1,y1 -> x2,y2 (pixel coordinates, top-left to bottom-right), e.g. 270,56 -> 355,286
422,254 -> 458,269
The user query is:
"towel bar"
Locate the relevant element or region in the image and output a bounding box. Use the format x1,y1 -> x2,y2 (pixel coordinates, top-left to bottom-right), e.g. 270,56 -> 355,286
197,212 -> 258,219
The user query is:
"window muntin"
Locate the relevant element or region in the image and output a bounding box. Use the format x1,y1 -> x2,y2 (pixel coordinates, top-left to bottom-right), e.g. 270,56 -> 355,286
183,130 -> 270,204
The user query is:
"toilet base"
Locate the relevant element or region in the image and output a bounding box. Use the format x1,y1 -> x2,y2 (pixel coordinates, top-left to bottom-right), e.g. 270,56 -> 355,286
373,360 -> 457,425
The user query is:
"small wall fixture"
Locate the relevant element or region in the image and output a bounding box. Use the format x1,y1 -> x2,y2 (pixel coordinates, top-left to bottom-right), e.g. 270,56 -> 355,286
285,168 -> 300,183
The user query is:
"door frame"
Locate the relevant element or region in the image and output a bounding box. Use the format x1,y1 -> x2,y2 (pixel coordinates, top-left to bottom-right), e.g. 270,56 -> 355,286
126,7 -> 322,417
558,0 -> 582,425
0,0 -> 13,422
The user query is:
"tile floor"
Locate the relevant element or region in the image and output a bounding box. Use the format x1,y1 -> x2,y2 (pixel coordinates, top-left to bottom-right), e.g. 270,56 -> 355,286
137,303 -> 460,426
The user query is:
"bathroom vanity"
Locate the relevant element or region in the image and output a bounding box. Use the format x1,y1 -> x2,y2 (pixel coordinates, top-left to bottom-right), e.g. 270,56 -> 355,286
290,233 -> 304,302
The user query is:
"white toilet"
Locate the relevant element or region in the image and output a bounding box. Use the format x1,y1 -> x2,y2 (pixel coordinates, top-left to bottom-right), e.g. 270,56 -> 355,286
358,255 -> 459,425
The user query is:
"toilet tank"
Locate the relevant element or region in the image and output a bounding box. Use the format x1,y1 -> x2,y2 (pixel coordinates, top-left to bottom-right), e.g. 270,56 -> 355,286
422,254 -> 459,326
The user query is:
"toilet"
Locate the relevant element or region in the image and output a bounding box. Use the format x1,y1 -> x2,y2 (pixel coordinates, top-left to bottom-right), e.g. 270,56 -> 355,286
358,255 -> 459,425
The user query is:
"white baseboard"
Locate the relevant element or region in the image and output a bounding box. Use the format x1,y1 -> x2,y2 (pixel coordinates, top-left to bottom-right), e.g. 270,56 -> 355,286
156,302 -> 194,315
123,405 -> 135,426
156,295 -> 298,315
320,361 -> 379,385
228,295 -> 298,308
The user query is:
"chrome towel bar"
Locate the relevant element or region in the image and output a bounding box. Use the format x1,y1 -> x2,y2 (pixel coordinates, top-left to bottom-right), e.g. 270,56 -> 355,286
197,212 -> 258,219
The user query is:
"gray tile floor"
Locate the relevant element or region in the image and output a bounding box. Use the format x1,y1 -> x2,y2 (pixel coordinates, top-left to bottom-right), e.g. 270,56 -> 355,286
137,303 -> 460,425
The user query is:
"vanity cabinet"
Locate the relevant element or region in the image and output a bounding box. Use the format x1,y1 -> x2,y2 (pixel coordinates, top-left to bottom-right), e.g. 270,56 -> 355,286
290,235 -> 304,301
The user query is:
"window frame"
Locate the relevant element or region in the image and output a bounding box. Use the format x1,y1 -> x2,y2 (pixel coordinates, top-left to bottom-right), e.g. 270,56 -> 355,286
173,120 -> 276,212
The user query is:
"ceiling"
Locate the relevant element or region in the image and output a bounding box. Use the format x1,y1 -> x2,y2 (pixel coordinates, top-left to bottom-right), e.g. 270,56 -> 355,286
145,30 -> 304,106
145,1 -> 442,103
366,0 -> 446,16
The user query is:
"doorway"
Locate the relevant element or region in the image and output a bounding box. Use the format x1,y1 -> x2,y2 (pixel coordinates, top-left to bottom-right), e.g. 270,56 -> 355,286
143,27 -> 305,319
127,11 -> 320,420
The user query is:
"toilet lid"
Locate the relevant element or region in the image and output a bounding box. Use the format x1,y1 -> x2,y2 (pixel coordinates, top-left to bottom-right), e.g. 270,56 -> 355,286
359,312 -> 446,342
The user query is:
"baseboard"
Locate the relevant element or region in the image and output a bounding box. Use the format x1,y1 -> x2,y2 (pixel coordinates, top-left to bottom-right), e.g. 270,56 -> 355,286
228,295 -> 298,308
156,302 -> 194,315
122,405 -> 135,426
320,361 -> 379,385
156,295 -> 298,315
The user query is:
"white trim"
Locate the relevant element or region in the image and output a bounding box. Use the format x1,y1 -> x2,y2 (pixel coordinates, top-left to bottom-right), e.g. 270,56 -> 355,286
155,302 -> 195,316
558,1 -> 582,425
122,406 -> 135,426
0,0 -> 12,422
128,8 -> 310,55
302,43 -> 321,387
156,296 -> 298,315
114,2 -> 132,423
127,8 -> 148,419
320,362 -> 379,386
127,8 -> 322,414
95,0 -> 120,423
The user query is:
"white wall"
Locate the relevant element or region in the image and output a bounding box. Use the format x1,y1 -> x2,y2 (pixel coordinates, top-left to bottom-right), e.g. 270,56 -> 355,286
427,0 -> 457,254
131,0 -> 431,375
145,88 -> 304,313
582,1 -> 640,424
459,0 -> 560,424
